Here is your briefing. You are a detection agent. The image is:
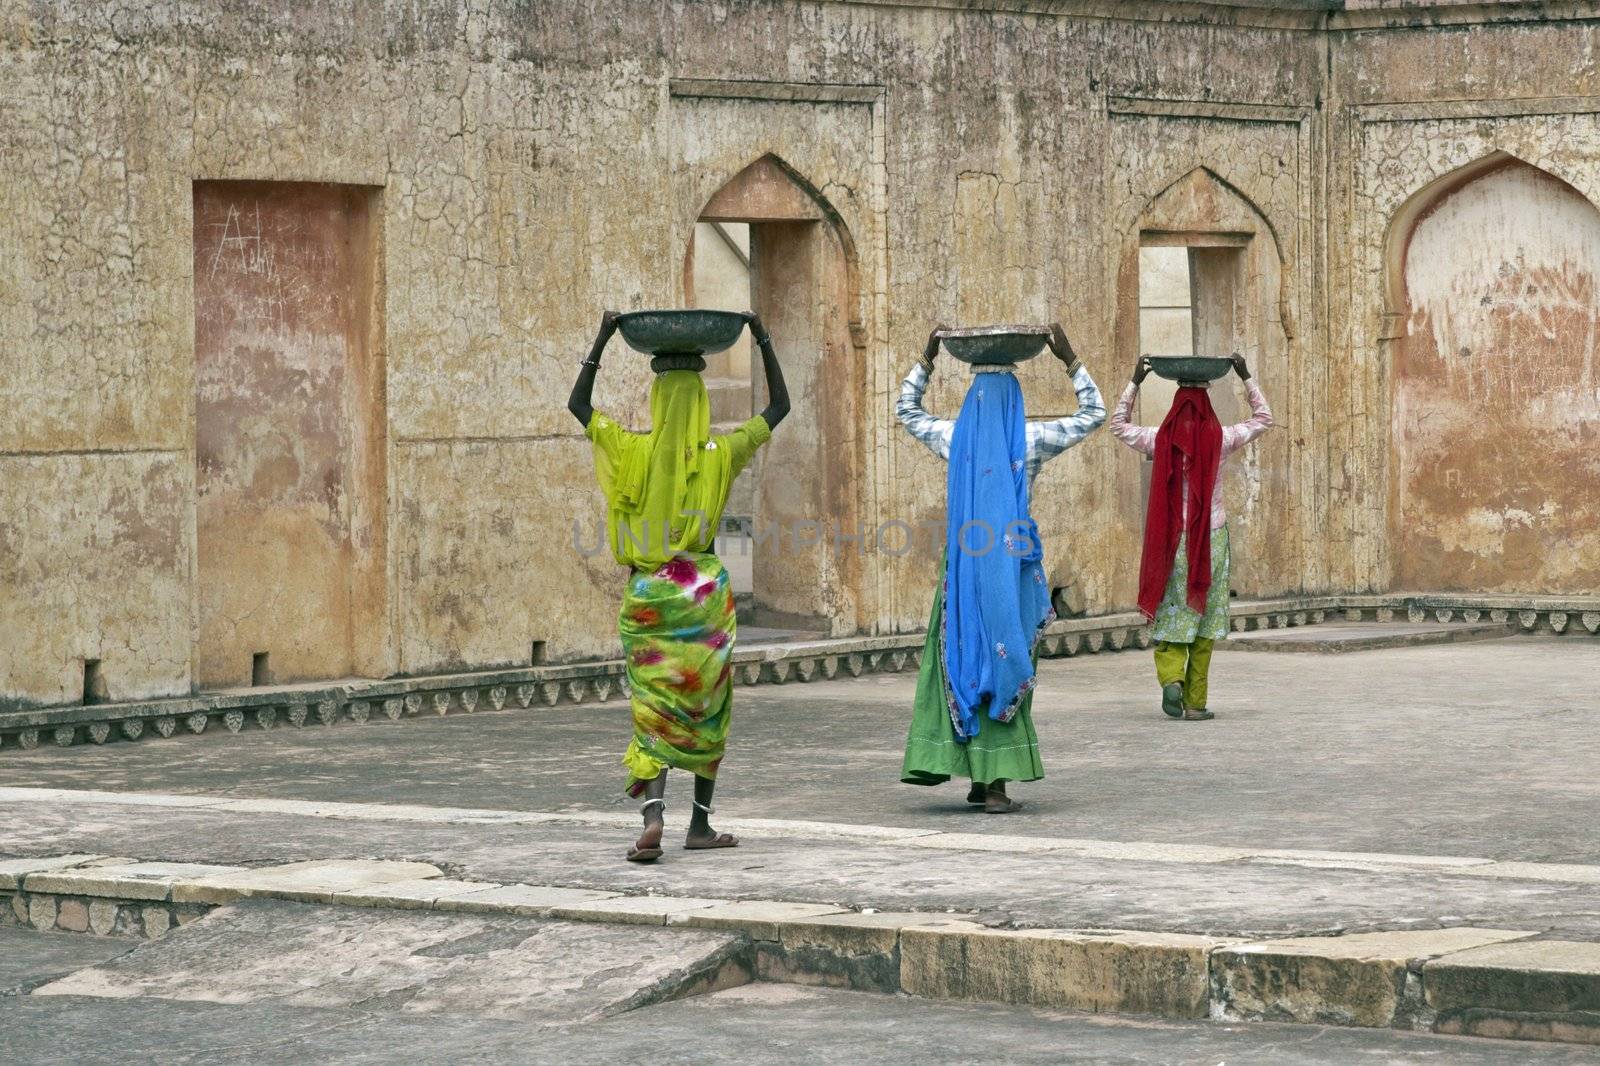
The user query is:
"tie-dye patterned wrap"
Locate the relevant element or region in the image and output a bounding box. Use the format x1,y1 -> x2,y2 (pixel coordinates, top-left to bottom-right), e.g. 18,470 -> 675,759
619,551 -> 736,795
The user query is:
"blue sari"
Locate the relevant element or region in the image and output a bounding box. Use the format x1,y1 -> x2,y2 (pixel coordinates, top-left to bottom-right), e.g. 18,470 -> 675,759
941,371 -> 1054,742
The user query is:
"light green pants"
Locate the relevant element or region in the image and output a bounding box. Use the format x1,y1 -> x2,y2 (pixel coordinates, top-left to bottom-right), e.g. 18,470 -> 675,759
1154,638 -> 1215,710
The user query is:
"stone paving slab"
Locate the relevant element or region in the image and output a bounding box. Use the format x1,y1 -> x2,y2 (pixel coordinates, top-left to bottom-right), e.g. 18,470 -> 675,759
327,876 -> 505,910
25,862 -> 245,901
6,639 -> 1596,867
31,899 -> 751,1025
9,982 -> 1600,1064
22,786 -> 1600,887
6,798 -> 1600,942
0,925 -> 136,995
0,855 -> 103,890
670,900 -> 850,941
548,894 -> 729,926
435,883 -> 623,915
170,858 -> 444,905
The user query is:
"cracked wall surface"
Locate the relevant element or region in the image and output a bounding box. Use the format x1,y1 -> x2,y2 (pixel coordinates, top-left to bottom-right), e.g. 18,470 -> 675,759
1,1 -> 1596,708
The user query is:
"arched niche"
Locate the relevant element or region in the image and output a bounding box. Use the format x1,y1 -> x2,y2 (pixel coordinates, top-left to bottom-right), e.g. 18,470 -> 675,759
1383,154 -> 1600,593
683,154 -> 865,635
1114,166 -> 1294,599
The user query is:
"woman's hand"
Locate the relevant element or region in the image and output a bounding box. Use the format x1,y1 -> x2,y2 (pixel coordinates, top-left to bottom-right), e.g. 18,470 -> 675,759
1047,322 -> 1076,365
1231,352 -> 1251,380
570,311 -> 618,427
742,310 -> 770,344
590,310 -> 619,356
923,325 -> 946,366
1133,356 -> 1153,385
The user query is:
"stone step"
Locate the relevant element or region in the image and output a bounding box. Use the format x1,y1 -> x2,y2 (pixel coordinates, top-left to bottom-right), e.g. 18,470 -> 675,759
29,898 -> 751,1025
8,851 -> 1600,1046
1221,621 -> 1516,653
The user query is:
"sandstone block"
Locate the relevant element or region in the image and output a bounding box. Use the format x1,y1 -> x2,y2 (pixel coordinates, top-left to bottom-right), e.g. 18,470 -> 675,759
1214,928 -> 1534,1028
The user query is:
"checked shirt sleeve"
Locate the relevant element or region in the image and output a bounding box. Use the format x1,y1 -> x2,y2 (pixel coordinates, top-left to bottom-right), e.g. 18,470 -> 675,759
1025,365 -> 1106,475
895,361 -> 954,462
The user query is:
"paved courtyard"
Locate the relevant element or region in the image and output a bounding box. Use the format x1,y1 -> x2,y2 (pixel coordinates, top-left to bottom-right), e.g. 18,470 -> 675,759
3,633 -> 1598,1060
5,634 -> 1594,862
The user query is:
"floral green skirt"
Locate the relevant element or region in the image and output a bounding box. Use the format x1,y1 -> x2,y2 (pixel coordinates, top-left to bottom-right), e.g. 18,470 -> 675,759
1151,525 -> 1231,644
618,552 -> 735,795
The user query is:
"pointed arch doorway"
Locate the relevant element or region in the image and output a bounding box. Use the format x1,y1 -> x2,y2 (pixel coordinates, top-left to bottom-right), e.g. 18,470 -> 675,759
684,155 -> 861,637
1384,154 -> 1600,592
1116,166 -> 1293,600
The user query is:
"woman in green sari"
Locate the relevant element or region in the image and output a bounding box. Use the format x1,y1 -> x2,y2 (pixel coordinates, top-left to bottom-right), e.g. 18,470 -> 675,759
569,310 -> 789,862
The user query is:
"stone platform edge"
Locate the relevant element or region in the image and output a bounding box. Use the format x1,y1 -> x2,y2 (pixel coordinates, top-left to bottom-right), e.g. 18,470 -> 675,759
2,593 -> 1596,753
3,854 -> 1596,1047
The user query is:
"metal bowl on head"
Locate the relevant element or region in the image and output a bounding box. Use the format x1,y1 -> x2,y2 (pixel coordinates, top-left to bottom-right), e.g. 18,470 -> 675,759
616,310 -> 747,357
940,325 -> 1050,365
1145,356 -> 1233,386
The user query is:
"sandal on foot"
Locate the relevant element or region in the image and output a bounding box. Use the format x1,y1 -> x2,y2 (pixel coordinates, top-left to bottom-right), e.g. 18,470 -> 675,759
1181,707 -> 1215,721
1161,682 -> 1184,719
684,800 -> 738,849
985,793 -> 1023,814
966,783 -> 987,805
626,797 -> 665,863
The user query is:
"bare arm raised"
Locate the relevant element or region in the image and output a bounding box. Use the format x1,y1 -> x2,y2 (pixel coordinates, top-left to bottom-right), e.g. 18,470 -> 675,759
567,311 -> 619,428
746,312 -> 791,431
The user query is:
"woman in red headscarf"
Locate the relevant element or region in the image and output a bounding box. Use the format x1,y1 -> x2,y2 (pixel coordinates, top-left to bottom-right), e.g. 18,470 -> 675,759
1110,354 -> 1273,720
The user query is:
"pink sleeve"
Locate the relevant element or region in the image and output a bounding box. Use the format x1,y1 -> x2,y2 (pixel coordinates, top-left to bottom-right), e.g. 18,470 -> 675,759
1221,380 -> 1274,456
1109,383 -> 1158,456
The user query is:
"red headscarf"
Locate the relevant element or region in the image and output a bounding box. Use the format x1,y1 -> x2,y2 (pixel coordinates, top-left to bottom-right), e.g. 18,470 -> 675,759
1137,387 -> 1223,621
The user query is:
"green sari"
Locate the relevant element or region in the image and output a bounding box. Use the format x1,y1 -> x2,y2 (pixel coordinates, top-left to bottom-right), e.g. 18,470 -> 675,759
902,562 -> 1045,787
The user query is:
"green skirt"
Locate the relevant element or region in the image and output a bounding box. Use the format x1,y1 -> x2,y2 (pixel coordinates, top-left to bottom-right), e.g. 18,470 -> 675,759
901,567 -> 1044,787
1150,525 -> 1231,644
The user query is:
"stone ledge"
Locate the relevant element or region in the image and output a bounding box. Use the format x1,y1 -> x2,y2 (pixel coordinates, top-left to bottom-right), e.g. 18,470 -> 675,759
8,854 -> 1600,1046
902,922 -> 1237,1019
1,592 -> 1592,754
1426,939 -> 1600,1044
1211,928 -> 1537,1029
170,859 -> 445,906
0,854 -> 106,891
24,862 -> 245,902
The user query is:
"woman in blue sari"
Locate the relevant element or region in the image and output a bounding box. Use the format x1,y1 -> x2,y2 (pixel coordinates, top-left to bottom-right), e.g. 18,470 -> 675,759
897,324 -> 1104,812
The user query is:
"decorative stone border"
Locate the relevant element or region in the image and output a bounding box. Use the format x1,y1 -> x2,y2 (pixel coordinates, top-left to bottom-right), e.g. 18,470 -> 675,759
4,852 -> 1597,1046
2,889 -> 204,940
2,594 -> 1594,754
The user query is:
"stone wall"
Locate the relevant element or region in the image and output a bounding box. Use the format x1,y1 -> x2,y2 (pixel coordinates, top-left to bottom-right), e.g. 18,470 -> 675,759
2,1 -> 1596,709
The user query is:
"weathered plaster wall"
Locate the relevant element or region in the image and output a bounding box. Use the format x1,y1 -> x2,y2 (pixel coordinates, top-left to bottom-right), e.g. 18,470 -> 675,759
193,180 -> 386,688
3,1 -> 1595,709
1327,13 -> 1600,593
1393,161 -> 1600,593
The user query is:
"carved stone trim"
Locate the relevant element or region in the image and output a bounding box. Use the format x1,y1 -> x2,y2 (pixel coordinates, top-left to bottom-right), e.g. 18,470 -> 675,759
1106,95 -> 1310,124
668,78 -> 884,106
